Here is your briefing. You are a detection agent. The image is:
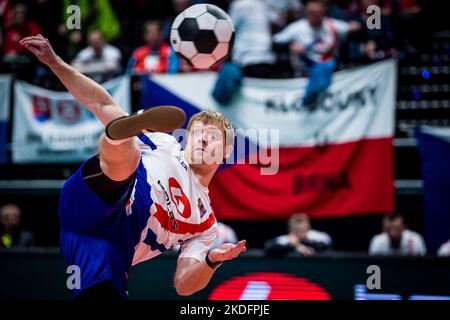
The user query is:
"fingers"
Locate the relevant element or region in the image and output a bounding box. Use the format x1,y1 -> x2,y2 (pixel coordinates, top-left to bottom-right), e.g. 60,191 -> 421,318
19,35 -> 47,46
223,240 -> 247,260
22,43 -> 41,56
19,39 -> 45,49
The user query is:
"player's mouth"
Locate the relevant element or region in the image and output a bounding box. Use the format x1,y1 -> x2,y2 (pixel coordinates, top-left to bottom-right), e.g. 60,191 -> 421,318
194,147 -> 205,152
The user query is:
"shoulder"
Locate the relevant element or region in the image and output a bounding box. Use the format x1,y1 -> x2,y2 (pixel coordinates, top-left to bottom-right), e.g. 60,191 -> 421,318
137,131 -> 181,153
308,229 -> 332,244
132,46 -> 149,57
404,229 -> 424,242
77,47 -> 93,59
370,232 -> 387,243
105,45 -> 121,56
273,235 -> 290,245
291,19 -> 307,29
438,240 -> 450,256
284,19 -> 308,34
327,17 -> 350,31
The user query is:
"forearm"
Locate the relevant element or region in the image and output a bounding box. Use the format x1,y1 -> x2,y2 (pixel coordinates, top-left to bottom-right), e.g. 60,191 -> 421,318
174,259 -> 218,296
49,56 -> 126,125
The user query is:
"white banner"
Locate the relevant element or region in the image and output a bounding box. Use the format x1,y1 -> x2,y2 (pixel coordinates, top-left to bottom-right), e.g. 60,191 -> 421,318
12,76 -> 131,163
0,74 -> 12,164
153,59 -> 397,147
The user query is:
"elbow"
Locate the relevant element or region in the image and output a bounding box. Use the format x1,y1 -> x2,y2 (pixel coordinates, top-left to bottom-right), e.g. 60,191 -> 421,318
174,278 -> 204,296
174,282 -> 196,296
175,286 -> 194,297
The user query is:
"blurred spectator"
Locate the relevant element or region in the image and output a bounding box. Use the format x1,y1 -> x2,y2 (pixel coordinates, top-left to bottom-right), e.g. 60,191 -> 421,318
0,0 -> 14,28
127,20 -> 180,75
437,240 -> 450,257
369,214 -> 427,256
265,213 -> 332,257
228,0 -> 278,78
0,204 -> 35,248
390,0 -> 426,51
346,0 -> 396,63
273,0 -> 360,105
59,0 -> 121,60
2,4 -> 41,59
71,30 -> 122,83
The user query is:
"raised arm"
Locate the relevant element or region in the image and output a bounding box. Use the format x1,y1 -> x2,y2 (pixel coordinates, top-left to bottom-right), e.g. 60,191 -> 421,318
20,35 -> 126,126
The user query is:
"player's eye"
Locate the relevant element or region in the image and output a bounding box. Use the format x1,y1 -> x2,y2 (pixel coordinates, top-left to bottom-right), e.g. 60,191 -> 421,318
207,131 -> 220,141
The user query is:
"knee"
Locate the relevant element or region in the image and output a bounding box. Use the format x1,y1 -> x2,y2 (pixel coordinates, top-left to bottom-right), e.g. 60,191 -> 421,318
98,134 -> 140,181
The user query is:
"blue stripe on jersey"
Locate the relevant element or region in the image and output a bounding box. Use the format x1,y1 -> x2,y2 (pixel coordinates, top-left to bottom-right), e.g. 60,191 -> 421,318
128,160 -> 154,247
143,227 -> 168,253
128,159 -> 169,255
138,133 -> 157,150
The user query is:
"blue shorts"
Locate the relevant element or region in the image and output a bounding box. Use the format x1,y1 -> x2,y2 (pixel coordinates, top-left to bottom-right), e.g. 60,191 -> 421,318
59,157 -> 139,299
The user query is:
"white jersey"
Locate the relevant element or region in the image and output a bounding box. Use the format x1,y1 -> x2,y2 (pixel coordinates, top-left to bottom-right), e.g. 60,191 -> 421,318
273,17 -> 349,63
229,0 -> 276,67
368,230 -> 427,256
274,230 -> 333,247
129,132 -> 217,266
437,240 -> 450,257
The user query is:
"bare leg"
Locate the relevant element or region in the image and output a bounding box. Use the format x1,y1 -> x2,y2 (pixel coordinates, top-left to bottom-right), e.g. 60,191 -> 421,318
98,133 -> 141,181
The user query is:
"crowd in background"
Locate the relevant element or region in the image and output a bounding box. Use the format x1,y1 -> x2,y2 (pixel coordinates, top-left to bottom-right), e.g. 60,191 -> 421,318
0,0 -> 429,89
2,202 -> 450,257
0,0 -> 445,256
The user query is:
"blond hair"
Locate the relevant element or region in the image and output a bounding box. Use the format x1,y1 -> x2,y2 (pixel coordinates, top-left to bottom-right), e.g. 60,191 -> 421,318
187,110 -> 234,147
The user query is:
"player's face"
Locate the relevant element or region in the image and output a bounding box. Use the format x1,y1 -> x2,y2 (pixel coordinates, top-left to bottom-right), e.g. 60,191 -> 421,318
186,121 -> 227,166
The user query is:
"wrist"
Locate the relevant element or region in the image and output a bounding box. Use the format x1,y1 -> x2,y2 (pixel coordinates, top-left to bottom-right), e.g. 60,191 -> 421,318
47,55 -> 62,69
205,250 -> 222,269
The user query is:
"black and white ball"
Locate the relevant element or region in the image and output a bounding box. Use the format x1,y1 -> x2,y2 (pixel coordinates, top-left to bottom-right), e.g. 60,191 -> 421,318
170,4 -> 234,69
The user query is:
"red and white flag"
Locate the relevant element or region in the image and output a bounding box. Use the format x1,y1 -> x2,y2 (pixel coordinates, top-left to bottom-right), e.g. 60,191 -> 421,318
149,59 -> 397,219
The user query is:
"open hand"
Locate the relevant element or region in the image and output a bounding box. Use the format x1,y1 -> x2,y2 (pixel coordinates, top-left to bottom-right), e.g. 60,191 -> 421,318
19,34 -> 58,66
208,240 -> 247,264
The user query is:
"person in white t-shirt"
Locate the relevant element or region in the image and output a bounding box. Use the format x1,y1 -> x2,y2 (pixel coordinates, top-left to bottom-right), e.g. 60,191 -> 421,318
228,0 -> 277,78
71,30 -> 122,83
369,214 -> 427,256
437,240 -> 450,257
273,0 -> 361,105
265,213 -> 332,257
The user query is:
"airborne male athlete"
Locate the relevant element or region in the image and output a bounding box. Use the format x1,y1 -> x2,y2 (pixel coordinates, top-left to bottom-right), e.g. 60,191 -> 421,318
20,35 -> 246,300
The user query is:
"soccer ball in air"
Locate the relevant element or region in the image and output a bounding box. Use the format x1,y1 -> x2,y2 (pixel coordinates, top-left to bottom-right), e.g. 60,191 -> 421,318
170,4 -> 235,70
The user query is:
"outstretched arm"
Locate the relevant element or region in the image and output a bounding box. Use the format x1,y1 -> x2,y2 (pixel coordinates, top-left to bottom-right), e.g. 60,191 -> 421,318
21,34 -> 139,181
20,35 -> 126,126
174,240 -> 246,296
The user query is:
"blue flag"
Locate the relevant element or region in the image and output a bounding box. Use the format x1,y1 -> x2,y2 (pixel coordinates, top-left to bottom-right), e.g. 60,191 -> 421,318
415,127 -> 450,253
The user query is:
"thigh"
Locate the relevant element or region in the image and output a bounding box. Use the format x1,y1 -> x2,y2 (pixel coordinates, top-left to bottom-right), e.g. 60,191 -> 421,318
82,155 -> 136,206
58,156 -> 135,235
